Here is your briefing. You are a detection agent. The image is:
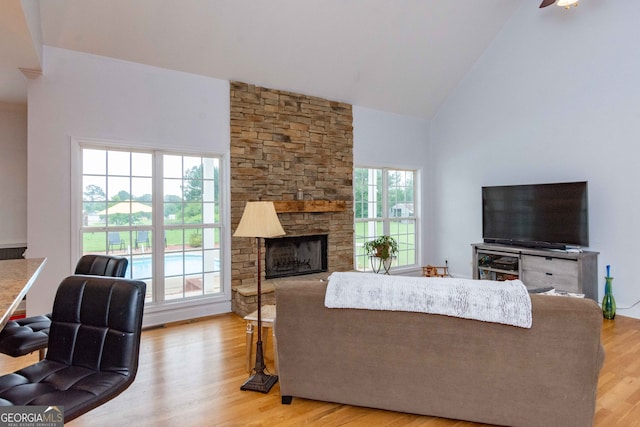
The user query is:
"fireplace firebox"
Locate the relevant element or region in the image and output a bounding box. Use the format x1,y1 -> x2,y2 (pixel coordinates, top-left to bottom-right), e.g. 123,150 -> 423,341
265,234 -> 328,279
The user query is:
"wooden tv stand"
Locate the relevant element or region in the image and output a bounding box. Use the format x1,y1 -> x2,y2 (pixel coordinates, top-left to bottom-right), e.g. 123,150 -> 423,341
472,243 -> 599,301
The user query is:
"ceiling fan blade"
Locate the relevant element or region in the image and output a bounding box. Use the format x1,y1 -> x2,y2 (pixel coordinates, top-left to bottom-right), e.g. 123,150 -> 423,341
539,0 -> 556,7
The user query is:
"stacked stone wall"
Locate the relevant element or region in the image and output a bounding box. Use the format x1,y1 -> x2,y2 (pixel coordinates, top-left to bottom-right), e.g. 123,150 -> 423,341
230,81 -> 354,315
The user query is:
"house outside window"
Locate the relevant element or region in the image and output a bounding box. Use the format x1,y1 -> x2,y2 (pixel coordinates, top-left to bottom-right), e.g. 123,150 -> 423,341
78,144 -> 223,308
354,167 -> 418,272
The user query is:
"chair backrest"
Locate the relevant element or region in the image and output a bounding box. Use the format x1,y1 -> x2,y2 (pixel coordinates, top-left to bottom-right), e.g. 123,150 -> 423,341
46,275 -> 146,380
75,254 -> 128,277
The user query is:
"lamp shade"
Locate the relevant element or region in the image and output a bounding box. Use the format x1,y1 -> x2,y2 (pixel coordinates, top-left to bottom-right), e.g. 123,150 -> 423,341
234,201 -> 285,238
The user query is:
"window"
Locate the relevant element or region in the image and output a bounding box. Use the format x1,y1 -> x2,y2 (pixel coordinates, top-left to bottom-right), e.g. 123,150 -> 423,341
354,167 -> 417,272
79,145 -> 223,307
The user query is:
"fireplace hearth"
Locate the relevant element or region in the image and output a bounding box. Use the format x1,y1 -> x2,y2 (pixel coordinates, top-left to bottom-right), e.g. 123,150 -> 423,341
265,234 -> 328,279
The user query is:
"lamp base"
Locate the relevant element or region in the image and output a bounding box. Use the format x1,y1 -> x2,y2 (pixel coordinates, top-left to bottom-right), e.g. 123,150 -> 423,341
240,371 -> 278,393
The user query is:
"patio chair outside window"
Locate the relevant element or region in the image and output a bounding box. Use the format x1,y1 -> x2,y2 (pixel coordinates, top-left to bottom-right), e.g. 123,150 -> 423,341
108,232 -> 125,251
135,231 -> 150,249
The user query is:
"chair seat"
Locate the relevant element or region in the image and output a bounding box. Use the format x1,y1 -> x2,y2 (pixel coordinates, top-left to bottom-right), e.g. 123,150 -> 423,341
0,360 -> 131,420
0,316 -> 51,357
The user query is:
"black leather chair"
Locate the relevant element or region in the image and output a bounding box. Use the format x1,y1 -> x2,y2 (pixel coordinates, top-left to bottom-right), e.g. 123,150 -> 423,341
73,254 -> 129,278
0,275 -> 146,422
0,254 -> 128,359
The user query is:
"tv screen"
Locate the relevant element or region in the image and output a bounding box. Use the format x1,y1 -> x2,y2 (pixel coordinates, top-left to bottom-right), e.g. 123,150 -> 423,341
482,181 -> 588,249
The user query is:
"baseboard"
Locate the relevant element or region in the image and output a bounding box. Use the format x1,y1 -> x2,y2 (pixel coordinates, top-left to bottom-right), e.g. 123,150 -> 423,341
142,299 -> 232,328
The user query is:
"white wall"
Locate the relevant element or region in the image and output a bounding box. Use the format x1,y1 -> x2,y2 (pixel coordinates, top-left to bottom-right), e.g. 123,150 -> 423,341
353,106 -> 431,271
26,47 -> 231,324
0,102 -> 27,248
431,1 -> 640,317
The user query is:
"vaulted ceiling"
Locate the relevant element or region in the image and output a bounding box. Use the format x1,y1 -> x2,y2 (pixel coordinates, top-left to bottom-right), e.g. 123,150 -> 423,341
2,0 -> 540,119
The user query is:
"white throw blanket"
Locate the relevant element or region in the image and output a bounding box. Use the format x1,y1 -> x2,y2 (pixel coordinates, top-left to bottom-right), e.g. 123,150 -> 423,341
324,272 -> 532,328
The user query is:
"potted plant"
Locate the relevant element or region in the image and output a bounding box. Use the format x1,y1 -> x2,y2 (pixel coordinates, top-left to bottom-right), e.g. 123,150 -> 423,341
364,235 -> 399,274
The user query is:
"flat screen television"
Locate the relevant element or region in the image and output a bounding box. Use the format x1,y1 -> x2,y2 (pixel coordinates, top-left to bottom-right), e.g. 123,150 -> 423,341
482,181 -> 588,250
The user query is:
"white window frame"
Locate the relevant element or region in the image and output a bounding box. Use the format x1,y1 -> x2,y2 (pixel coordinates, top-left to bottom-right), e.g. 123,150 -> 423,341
353,166 -> 420,273
70,137 -> 232,326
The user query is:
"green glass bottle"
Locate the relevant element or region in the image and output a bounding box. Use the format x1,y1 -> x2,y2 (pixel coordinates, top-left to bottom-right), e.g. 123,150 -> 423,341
602,265 -> 616,320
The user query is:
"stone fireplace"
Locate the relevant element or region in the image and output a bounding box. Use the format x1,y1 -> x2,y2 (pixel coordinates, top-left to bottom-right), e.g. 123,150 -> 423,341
230,82 -> 354,316
265,234 -> 328,279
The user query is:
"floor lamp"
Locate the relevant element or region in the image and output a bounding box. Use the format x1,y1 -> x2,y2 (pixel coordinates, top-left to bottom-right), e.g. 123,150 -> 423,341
234,201 -> 285,393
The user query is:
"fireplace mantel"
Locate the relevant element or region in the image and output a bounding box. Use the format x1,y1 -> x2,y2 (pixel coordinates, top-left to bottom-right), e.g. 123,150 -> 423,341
273,200 -> 346,213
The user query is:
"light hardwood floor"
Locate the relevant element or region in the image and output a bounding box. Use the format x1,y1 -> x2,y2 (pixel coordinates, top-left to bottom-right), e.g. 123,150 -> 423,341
1,313 -> 638,426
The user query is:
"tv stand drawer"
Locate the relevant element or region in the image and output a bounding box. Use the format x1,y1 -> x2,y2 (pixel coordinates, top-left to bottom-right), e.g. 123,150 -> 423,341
521,270 -> 580,293
521,255 -> 579,292
521,255 -> 578,276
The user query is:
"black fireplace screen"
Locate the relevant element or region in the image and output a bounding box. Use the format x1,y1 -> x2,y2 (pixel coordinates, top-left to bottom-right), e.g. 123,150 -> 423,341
265,234 -> 328,279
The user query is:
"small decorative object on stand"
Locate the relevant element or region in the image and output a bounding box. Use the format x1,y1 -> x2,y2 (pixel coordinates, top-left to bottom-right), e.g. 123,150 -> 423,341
602,264 -> 616,320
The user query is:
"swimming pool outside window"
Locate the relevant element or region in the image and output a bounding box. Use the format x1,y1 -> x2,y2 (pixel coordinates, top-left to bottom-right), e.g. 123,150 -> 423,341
79,146 -> 223,306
